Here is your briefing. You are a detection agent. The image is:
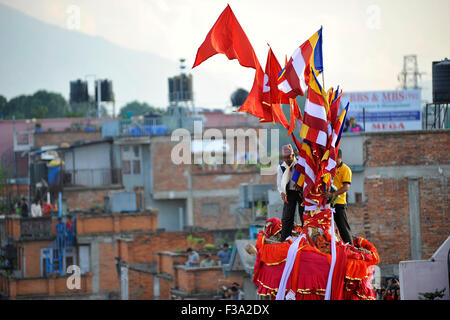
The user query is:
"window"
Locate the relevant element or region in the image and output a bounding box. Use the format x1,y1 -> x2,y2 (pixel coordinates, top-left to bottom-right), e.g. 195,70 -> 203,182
78,245 -> 90,274
122,145 -> 141,175
122,160 -> 131,174
133,145 -> 140,157
122,145 -> 131,158
355,192 -> 362,203
133,160 -> 141,174
202,203 -> 220,217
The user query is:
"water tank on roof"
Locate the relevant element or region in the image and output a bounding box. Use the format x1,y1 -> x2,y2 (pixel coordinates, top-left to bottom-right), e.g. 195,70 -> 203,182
168,74 -> 193,103
432,58 -> 450,104
70,79 -> 89,103
95,79 -> 114,102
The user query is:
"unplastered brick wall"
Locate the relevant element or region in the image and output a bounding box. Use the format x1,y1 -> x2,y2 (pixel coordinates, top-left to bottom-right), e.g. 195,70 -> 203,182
364,130 -> 450,167
152,140 -> 189,192
151,137 -> 278,193
348,178 -> 411,264
128,268 -> 154,300
98,242 -> 120,293
21,240 -> 53,278
64,188 -> 113,211
174,265 -> 245,296
76,211 -> 158,236
347,130 -> 449,267
126,231 -> 215,266
418,176 -> 449,259
193,196 -> 242,230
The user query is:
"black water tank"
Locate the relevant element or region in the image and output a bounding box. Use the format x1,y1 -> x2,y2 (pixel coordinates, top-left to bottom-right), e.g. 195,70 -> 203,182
95,79 -> 114,102
168,74 -> 193,102
70,79 -> 89,103
432,58 -> 450,104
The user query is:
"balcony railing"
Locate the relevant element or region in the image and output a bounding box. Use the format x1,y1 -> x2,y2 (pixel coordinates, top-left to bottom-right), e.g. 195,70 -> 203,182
63,168 -> 122,187
119,118 -> 168,137
20,216 -> 52,239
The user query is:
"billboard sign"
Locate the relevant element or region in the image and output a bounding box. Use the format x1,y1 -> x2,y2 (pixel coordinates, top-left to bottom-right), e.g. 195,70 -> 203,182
340,89 -> 422,132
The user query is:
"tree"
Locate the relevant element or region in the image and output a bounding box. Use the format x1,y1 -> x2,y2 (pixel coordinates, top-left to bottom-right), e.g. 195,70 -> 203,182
0,90 -> 68,119
31,90 -> 68,118
30,105 -> 48,119
118,101 -> 163,118
0,95 -> 7,118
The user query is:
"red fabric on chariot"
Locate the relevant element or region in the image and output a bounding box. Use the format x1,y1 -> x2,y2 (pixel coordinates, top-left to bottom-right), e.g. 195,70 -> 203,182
342,237 -> 379,300
255,233 -> 292,265
252,228 -> 380,300
254,261 -> 286,297
287,250 -> 329,300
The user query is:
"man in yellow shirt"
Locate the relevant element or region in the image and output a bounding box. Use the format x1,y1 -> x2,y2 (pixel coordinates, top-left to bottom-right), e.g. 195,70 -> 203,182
324,149 -> 353,243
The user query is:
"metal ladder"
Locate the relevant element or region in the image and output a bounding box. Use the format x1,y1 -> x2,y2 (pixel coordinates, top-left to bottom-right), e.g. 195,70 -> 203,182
45,221 -> 75,276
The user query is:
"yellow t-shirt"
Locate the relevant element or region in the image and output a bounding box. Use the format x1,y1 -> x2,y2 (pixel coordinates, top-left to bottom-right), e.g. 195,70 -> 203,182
333,163 -> 352,205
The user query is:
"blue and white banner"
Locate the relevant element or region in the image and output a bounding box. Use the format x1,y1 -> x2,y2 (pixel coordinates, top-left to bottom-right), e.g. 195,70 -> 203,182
340,89 -> 422,132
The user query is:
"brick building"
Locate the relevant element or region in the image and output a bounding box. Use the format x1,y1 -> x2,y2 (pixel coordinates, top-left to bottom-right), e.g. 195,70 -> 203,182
62,117 -> 449,282
344,129 -> 449,278
0,207 -> 219,299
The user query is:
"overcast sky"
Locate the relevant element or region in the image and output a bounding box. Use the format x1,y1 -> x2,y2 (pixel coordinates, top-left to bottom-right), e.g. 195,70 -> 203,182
1,0 -> 449,108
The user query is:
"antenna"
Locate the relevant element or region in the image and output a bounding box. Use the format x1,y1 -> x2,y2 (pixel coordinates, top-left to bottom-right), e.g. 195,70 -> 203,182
398,55 -> 423,90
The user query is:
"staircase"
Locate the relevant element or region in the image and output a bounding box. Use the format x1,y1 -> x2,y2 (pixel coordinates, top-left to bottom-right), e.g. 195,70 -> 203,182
44,221 -> 75,276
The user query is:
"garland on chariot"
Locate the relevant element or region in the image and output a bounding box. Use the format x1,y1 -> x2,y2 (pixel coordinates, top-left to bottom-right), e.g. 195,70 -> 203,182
192,5 -> 380,300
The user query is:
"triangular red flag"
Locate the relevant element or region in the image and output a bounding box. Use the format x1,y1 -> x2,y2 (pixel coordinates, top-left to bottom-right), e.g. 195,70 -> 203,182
192,5 -> 267,119
192,5 -> 259,70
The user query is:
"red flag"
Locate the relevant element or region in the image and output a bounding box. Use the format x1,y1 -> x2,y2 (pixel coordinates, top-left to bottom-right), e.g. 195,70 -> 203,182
262,47 -> 289,128
245,64 -> 273,122
192,5 -> 268,120
287,98 -> 302,137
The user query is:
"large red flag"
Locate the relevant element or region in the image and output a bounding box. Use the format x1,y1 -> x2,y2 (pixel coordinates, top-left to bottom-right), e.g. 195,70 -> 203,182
192,5 -> 268,120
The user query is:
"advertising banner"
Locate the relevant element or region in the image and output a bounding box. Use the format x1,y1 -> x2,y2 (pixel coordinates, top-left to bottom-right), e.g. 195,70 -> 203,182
340,89 -> 422,132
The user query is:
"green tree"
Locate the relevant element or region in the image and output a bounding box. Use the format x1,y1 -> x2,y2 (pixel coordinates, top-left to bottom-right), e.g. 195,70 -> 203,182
118,101 -> 164,118
31,90 -> 68,118
1,90 -> 68,119
30,105 -> 48,119
0,95 -> 7,118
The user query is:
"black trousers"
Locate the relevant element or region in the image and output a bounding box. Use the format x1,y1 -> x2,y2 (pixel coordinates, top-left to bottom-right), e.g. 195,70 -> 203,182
280,190 -> 304,241
333,204 -> 352,244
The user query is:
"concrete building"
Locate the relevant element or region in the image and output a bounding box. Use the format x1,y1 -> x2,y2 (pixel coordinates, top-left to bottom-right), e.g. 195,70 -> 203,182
101,108 -> 274,232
